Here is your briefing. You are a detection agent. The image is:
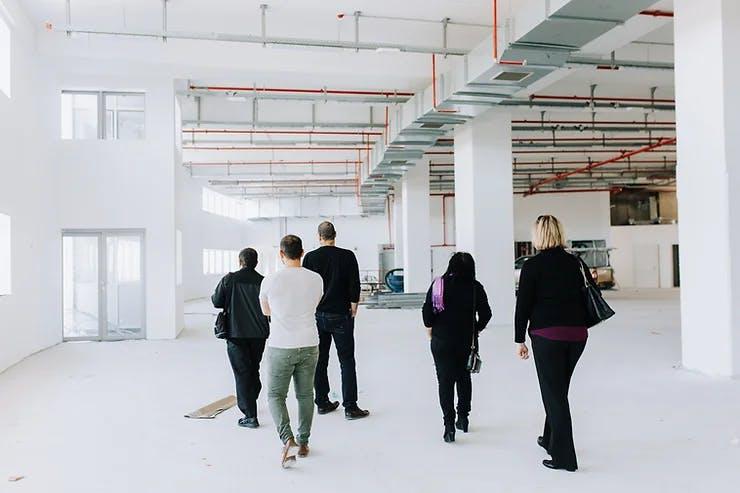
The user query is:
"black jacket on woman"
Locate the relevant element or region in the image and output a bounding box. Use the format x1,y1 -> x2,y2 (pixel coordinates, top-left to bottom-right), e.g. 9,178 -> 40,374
423,277 -> 492,344
514,247 -> 597,343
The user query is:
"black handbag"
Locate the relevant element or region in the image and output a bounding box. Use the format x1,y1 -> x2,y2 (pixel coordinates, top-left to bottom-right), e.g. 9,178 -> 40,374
214,273 -> 233,339
466,288 -> 482,374
577,258 -> 615,328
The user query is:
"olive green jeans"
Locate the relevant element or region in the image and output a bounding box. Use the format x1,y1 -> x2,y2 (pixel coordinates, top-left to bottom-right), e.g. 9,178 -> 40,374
267,346 -> 319,445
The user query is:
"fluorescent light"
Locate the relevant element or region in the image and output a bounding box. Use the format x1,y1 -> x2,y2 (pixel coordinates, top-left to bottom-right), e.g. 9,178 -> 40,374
375,47 -> 402,53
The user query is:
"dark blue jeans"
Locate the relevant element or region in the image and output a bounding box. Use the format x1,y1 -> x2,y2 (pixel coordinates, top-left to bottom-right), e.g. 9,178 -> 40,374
314,312 -> 358,409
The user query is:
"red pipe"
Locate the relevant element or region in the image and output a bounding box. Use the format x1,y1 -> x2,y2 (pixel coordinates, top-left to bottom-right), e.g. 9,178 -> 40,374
183,129 -> 382,136
639,10 -> 674,18
530,94 -> 675,104
492,0 -> 498,60
190,85 -> 414,97
513,119 -> 676,125
431,54 -> 458,113
516,188 -> 622,196
512,136 -> 674,143
526,138 -> 677,194
512,148 -> 675,155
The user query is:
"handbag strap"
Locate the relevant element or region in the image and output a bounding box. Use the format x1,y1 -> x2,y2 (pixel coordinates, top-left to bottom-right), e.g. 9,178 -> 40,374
574,255 -> 590,288
471,284 -> 477,352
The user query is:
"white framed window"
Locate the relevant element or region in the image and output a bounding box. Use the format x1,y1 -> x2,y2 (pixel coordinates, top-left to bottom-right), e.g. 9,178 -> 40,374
0,10 -> 10,98
202,187 -> 251,222
61,91 -> 145,140
202,248 -> 239,275
0,213 -> 10,295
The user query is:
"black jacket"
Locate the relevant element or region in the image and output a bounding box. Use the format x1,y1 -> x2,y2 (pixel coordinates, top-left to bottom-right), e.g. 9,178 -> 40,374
422,277 -> 492,345
212,267 -> 269,339
303,245 -> 361,314
514,247 -> 597,343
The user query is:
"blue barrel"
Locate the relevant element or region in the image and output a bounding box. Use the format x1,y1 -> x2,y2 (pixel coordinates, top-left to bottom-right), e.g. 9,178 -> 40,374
385,268 -> 405,293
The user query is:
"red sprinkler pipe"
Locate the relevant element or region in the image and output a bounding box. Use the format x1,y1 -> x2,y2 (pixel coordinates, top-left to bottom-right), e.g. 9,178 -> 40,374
517,188 -> 623,196
492,0 -> 498,60
190,85 -> 414,97
639,10 -> 674,18
513,119 -> 676,125
526,138 -> 677,195
431,54 -> 458,113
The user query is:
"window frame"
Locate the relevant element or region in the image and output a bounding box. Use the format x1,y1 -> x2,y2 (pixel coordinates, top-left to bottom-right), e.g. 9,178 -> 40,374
61,90 -> 146,140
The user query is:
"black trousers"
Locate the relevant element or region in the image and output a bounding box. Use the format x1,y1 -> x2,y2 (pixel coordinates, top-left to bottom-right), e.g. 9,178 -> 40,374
531,335 -> 586,469
314,312 -> 358,408
431,337 -> 472,430
226,338 -> 266,419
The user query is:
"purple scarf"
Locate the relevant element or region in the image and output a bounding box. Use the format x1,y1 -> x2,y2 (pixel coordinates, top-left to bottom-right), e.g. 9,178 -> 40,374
432,276 -> 445,313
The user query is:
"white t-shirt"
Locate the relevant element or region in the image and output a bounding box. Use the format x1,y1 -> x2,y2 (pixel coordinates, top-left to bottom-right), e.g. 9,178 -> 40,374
259,266 -> 324,349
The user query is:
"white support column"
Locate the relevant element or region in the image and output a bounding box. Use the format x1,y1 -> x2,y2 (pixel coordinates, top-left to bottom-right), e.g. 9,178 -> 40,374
454,110 -> 515,327
675,0 -> 740,376
402,161 -> 431,292
393,183 -> 405,269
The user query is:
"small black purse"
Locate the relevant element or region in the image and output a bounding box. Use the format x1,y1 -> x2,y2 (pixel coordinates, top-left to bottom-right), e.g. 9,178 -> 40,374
214,274 -> 233,339
577,258 -> 615,328
466,288 -> 482,374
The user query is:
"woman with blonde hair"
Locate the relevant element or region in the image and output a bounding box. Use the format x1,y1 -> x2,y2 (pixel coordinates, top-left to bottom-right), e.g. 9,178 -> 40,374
514,215 -> 597,472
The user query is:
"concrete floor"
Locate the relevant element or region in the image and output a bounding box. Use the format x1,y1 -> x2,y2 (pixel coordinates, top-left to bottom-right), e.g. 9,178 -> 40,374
1,289 -> 738,492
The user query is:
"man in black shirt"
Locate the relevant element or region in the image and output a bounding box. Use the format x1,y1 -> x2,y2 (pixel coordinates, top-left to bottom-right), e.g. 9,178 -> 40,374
303,221 -> 369,420
212,248 -> 270,428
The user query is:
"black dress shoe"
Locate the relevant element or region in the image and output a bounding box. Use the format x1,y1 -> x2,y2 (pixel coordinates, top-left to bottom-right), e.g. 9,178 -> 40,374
455,417 -> 469,433
317,401 -> 340,415
443,430 -> 456,443
238,417 -> 259,428
344,407 -> 370,420
537,436 -> 550,453
542,460 -> 577,472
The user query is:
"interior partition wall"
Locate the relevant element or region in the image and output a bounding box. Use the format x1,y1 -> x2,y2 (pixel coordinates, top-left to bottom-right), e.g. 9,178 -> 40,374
62,230 -> 146,341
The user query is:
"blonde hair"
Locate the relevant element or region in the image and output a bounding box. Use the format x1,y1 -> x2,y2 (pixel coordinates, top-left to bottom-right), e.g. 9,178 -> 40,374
533,215 -> 566,250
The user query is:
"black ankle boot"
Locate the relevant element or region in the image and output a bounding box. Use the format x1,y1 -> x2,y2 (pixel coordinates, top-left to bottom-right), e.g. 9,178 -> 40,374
455,416 -> 469,433
443,430 -> 456,443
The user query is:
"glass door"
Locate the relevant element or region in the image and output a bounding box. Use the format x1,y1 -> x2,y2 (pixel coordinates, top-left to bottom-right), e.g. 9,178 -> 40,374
63,234 -> 101,340
63,231 -> 145,341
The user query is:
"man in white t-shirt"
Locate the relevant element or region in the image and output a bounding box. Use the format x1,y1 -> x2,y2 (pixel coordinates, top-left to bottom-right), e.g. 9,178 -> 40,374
259,234 -> 324,468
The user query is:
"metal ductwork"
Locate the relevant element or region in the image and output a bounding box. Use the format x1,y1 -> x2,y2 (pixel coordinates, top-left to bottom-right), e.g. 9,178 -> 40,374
360,0 -> 666,214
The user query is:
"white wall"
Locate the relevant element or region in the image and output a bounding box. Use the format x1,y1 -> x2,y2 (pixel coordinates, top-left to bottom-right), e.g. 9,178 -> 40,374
513,192 -> 612,243
0,0 -> 58,372
40,64 -> 180,339
609,225 -> 678,289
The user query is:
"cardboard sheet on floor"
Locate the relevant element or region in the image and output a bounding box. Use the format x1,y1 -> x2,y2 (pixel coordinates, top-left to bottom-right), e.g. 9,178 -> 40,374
184,395 -> 236,419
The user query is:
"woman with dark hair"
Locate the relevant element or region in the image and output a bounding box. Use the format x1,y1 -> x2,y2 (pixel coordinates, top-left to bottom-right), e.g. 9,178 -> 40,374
422,252 -> 492,443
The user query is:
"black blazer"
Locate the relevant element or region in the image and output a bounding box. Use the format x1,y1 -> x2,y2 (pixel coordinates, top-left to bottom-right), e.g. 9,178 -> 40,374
514,247 -> 597,343
422,277 -> 492,345
212,267 -> 270,339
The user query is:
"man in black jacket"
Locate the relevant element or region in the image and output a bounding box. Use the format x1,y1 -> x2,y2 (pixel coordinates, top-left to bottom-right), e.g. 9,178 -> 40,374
212,248 -> 270,428
303,222 -> 369,420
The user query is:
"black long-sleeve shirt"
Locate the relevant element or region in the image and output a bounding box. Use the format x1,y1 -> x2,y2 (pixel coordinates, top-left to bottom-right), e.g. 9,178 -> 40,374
422,277 -> 492,345
303,245 -> 361,315
514,247 -> 597,343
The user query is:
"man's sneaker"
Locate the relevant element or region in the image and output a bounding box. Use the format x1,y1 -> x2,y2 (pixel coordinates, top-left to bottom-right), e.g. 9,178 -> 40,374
317,401 -> 340,415
344,406 -> 370,420
238,417 -> 259,428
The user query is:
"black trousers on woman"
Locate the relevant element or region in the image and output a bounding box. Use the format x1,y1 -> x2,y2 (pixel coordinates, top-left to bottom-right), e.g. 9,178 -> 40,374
431,337 -> 472,430
531,335 -> 586,469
